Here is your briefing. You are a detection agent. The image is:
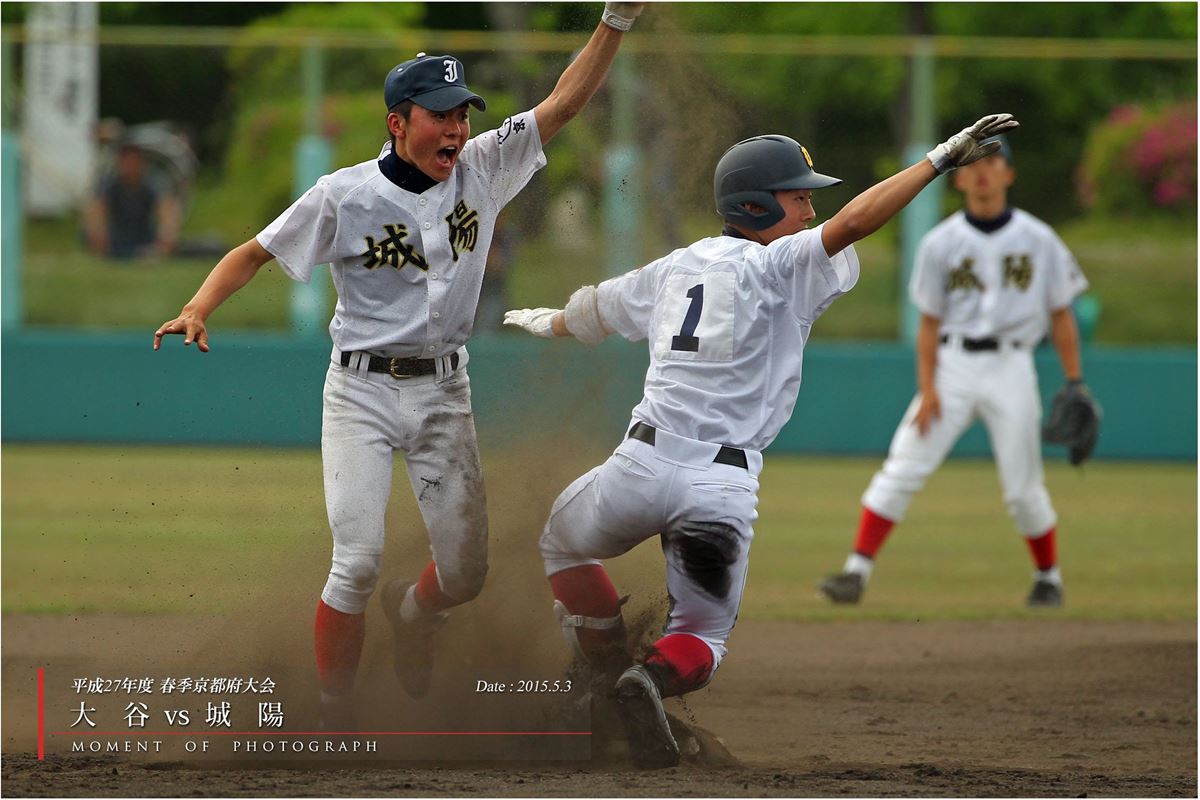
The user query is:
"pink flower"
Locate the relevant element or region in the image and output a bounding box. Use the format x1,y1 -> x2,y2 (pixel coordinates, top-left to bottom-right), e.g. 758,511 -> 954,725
1133,128 -> 1167,179
1153,178 -> 1188,207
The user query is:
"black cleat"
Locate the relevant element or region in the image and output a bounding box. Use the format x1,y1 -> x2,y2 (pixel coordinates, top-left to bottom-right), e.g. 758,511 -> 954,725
1026,580 -> 1064,608
817,572 -> 865,604
381,578 -> 447,698
614,665 -> 680,769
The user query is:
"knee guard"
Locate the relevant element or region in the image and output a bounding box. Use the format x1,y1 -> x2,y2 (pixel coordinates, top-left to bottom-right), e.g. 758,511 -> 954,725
553,598 -> 630,676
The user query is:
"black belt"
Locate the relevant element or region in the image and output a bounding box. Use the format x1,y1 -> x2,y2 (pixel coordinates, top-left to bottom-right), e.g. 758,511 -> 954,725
340,351 -> 459,378
627,422 -> 749,470
939,335 -> 1020,352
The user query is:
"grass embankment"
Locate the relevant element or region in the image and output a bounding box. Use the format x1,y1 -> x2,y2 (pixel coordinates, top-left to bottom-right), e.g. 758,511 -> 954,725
18,212 -> 1197,344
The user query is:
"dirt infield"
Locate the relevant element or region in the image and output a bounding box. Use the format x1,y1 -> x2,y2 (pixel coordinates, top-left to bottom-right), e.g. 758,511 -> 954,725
3,614 -> 1194,796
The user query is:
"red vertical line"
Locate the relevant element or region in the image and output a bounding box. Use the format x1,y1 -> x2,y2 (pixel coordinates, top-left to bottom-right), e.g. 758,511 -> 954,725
37,668 -> 45,760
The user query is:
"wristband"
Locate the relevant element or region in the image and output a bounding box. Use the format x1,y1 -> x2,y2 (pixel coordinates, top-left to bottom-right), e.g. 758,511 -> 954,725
601,8 -> 635,31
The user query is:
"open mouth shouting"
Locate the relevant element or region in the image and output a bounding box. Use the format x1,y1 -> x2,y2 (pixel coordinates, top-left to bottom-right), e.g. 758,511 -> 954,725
436,145 -> 459,171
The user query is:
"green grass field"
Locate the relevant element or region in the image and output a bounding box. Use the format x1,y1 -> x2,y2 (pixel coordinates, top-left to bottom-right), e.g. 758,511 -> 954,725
3,444 -> 1193,621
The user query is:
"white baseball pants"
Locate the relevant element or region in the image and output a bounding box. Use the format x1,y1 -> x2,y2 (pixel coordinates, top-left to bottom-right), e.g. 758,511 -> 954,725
319,356 -> 488,615
539,422 -> 763,669
862,344 -> 1057,537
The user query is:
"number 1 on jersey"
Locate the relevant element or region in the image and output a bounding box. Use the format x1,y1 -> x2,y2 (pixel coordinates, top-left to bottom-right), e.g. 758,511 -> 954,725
671,284 -> 704,352
656,271 -> 734,362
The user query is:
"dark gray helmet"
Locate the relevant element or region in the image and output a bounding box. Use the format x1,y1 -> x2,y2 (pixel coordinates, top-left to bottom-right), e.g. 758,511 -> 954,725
714,135 -> 842,231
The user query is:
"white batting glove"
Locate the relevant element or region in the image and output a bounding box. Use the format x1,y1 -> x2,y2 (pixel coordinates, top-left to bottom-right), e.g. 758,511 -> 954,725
601,2 -> 645,31
926,113 -> 1020,174
503,308 -> 560,338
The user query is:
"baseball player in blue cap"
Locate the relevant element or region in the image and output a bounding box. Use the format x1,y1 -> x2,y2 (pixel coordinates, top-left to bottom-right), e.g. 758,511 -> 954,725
818,134 -> 1091,609
154,2 -> 646,729
505,113 -> 1018,767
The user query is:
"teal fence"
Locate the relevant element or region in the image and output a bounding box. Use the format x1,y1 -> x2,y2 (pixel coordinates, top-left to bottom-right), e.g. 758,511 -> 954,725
2,331 -> 1194,460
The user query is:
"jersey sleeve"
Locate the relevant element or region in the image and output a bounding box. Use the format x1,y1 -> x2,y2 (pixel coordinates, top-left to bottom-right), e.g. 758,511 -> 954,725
460,110 -> 548,209
1044,231 -> 1089,311
255,177 -> 340,284
596,257 -> 666,342
908,233 -> 947,318
764,224 -> 860,325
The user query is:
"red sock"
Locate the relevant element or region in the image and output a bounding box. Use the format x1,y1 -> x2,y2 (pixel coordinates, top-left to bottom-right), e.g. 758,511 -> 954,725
548,564 -> 622,656
644,633 -> 715,698
1025,528 -> 1057,571
854,506 -> 896,558
313,600 -> 365,696
414,561 -> 461,612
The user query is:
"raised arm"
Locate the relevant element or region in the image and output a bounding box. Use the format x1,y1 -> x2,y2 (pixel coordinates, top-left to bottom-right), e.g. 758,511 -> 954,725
153,238 -> 275,352
822,114 -> 1019,257
533,3 -> 644,146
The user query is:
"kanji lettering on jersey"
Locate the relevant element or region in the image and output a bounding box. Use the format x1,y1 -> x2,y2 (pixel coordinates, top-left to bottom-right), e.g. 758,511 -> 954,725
445,201 -> 479,262
361,224 -> 428,272
946,258 -> 985,292
1002,254 -> 1033,291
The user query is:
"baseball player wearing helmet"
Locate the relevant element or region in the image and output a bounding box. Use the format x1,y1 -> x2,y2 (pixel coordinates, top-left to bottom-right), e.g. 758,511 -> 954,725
154,2 -> 646,729
818,135 -> 1089,610
505,114 -> 1019,768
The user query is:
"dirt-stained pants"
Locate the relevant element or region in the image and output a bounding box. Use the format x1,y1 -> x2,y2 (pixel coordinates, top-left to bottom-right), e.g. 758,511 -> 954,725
319,353 -> 488,615
539,421 -> 762,673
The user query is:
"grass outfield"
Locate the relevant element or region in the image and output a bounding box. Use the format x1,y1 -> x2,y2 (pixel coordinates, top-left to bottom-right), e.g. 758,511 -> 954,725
1,444 -> 1194,621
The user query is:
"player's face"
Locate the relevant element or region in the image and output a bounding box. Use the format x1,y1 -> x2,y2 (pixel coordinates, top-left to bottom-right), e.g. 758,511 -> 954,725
758,189 -> 817,241
393,103 -> 472,182
953,154 -> 1015,201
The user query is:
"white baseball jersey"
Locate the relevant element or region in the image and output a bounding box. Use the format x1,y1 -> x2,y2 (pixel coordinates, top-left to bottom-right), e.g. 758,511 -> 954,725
861,207 -> 1085,540
909,208 -> 1088,342
596,223 -> 860,452
257,111 -> 546,357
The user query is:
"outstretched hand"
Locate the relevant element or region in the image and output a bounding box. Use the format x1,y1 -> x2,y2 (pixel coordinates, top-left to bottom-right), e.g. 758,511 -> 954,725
926,113 -> 1020,174
503,308 -> 560,338
153,311 -> 209,352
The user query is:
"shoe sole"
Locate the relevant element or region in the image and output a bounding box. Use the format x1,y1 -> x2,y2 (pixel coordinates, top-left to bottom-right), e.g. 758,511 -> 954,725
614,674 -> 679,769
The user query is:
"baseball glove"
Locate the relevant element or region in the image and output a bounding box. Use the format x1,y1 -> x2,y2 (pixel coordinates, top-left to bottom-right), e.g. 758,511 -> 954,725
1042,379 -> 1102,466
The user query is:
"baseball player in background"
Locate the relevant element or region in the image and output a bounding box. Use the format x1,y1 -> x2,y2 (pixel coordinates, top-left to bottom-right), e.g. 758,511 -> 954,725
505,114 -> 1019,768
153,2 -> 646,729
818,135 -> 1089,609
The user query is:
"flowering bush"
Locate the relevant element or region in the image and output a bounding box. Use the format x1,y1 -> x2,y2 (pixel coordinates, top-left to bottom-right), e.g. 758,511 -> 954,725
1077,101 -> 1196,216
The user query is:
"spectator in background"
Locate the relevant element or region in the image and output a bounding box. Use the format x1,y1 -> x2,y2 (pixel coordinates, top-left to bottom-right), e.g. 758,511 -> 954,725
84,141 -> 182,260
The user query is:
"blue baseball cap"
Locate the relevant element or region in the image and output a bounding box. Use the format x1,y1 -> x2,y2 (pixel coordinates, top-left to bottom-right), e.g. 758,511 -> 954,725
980,134 -> 1013,164
384,53 -> 486,112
